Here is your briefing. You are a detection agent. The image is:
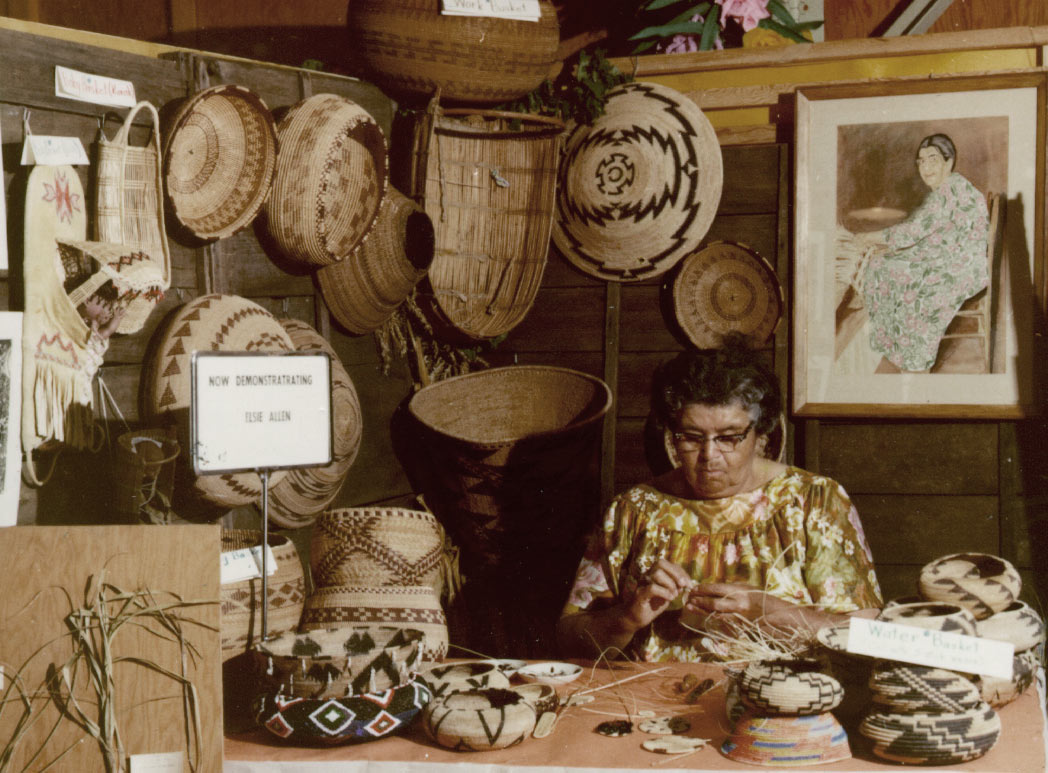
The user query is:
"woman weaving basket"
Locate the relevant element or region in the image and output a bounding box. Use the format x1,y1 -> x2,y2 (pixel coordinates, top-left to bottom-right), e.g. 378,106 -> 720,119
556,338 -> 882,661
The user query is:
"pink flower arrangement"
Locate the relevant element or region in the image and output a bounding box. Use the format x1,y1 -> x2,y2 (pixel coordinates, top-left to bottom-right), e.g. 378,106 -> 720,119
716,0 -> 770,31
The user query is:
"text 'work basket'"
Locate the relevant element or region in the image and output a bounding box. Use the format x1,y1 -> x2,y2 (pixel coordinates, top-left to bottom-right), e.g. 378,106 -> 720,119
407,108 -> 564,341
406,365 -> 612,656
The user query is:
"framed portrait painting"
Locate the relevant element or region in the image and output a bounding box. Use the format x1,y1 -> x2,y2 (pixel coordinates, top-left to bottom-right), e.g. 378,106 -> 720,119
792,72 -> 1045,418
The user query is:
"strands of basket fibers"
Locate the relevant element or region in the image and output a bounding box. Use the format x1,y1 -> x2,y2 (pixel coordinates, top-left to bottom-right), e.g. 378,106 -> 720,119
682,611 -> 811,665
0,573 -> 215,773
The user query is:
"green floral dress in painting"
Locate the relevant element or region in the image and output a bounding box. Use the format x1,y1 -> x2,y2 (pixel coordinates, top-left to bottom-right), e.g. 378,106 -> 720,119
559,467 -> 882,662
862,172 -> 989,371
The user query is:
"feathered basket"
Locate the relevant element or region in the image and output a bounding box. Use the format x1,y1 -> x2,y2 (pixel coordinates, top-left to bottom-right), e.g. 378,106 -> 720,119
95,101 -> 171,334
406,105 -> 564,341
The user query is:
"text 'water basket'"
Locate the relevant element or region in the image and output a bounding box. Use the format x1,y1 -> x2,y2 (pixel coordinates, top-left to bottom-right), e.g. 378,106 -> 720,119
408,108 -> 563,341
407,365 -> 612,656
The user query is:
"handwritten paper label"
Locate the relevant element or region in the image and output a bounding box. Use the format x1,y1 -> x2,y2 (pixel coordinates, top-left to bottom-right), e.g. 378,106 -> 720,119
128,751 -> 183,773
20,135 -> 89,166
847,617 -> 1014,679
191,352 -> 332,475
220,545 -> 278,585
55,65 -> 136,107
441,0 -> 540,21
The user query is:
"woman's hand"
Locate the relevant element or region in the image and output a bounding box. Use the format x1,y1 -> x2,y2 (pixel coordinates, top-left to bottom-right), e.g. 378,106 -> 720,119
621,558 -> 696,631
684,582 -> 786,622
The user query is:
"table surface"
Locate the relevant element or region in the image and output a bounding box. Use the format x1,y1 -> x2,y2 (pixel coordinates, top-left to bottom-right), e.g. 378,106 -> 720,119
224,660 -> 1048,773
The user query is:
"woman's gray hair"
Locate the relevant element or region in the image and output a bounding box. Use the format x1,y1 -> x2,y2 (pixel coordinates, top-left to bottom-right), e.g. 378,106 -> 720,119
917,133 -> 956,163
650,333 -> 781,435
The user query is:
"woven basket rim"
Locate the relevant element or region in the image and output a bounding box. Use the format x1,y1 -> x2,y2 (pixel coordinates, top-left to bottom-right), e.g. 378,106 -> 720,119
407,365 -> 612,448
163,83 -> 277,240
672,240 -> 784,349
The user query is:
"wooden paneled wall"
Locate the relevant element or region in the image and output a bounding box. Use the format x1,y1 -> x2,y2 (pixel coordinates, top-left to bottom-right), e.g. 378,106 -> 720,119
6,25 -> 416,530
824,0 -> 1048,41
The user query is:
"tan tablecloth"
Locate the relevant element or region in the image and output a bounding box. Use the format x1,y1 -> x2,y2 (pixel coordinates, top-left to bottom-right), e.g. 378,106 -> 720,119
224,660 -> 1048,772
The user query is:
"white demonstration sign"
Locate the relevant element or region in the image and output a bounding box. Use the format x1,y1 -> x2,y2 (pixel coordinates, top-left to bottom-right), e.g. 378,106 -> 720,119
847,616 -> 1014,679
191,352 -> 332,475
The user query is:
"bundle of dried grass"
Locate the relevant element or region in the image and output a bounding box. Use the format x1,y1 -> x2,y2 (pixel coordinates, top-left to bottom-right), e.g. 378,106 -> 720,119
0,573 -> 215,773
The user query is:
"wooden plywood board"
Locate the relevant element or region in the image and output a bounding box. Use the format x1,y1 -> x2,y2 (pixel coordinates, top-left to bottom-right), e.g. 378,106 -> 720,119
0,525 -> 222,772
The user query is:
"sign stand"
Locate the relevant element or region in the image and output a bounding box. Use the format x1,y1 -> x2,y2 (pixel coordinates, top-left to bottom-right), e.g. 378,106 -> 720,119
190,350 -> 333,646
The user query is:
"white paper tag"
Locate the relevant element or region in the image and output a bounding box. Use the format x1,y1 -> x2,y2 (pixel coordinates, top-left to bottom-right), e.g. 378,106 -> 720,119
20,135 -> 89,166
847,617 -> 1014,679
128,751 -> 183,773
441,0 -> 540,21
220,544 -> 278,585
55,65 -> 136,107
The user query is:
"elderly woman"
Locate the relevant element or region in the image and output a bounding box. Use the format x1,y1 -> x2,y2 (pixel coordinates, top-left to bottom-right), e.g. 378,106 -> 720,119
556,340 -> 882,661
858,133 -> 989,372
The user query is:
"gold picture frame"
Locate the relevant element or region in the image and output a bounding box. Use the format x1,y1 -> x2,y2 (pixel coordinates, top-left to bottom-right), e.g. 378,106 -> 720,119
792,72 -> 1046,418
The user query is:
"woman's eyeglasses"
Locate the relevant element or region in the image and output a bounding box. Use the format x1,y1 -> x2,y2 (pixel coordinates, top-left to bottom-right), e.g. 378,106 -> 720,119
671,422 -> 754,453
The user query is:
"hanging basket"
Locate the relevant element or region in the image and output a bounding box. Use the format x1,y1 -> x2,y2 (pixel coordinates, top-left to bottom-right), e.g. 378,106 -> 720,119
407,108 -> 564,341
347,0 -> 560,105
95,100 -> 172,334
112,428 -> 180,523
316,187 -> 434,335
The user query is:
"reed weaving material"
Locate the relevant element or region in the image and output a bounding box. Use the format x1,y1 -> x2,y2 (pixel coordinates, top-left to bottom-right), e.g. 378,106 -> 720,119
316,187 -> 434,334
918,553 -> 1022,619
406,365 -> 611,656
347,0 -> 560,104
143,294 -> 292,510
553,81 -> 723,282
220,529 -> 306,662
859,703 -> 1001,765
264,93 -> 387,267
268,319 -> 363,527
95,101 -> 171,334
310,507 -> 445,589
673,241 -> 783,349
164,84 -> 277,240
407,108 -> 563,340
299,585 -> 449,661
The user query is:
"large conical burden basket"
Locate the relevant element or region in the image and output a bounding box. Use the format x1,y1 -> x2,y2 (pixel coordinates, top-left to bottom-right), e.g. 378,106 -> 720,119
407,109 -> 563,341
407,365 -> 612,656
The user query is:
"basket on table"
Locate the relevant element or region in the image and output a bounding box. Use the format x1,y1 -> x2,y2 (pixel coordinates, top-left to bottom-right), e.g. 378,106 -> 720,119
406,365 -> 612,656
405,106 -> 564,341
112,428 -> 179,523
220,529 -> 306,662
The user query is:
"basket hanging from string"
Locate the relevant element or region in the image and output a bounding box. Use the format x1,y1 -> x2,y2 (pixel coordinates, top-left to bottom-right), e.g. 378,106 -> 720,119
406,103 -> 564,341
95,101 -> 172,334
112,428 -> 180,523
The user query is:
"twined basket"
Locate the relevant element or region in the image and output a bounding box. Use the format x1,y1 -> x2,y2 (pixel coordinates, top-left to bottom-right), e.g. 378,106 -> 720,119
263,93 -> 387,267
142,294 -> 293,512
268,319 -> 363,528
316,187 -> 434,334
347,0 -> 560,105
163,84 -> 277,240
112,428 -> 179,523
220,529 -> 306,662
96,100 -> 171,334
407,107 -> 564,341
406,365 -> 612,656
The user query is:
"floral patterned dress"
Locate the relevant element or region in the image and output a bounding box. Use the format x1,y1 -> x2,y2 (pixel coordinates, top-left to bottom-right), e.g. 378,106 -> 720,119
861,172 -> 989,371
559,467 -> 882,662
